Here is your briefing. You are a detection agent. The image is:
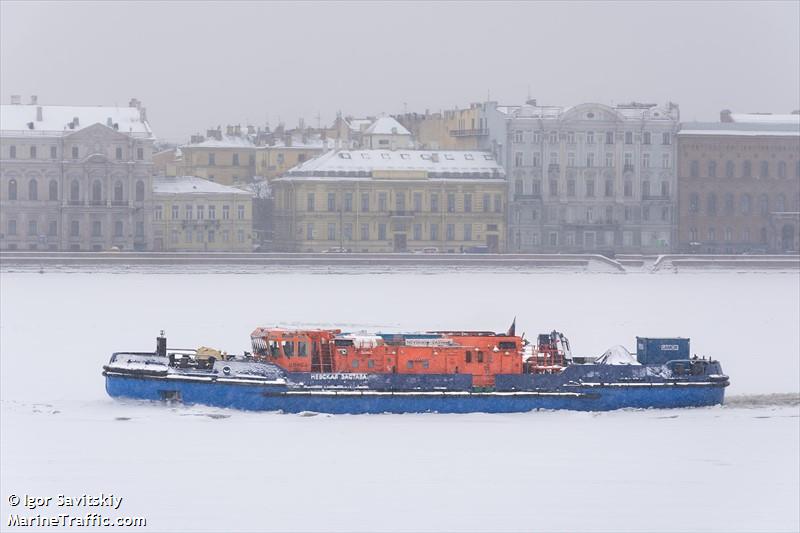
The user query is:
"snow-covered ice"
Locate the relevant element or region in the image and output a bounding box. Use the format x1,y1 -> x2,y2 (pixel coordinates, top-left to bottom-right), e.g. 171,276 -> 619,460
1,269 -> 799,531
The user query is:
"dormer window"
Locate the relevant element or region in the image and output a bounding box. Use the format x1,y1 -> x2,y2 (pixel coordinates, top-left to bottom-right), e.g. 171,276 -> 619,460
400,153 -> 410,160
360,153 -> 370,159
420,154 -> 432,160
339,152 -> 351,159
483,154 -> 494,160
464,154 -> 474,160
444,154 -> 455,160
381,153 -> 390,159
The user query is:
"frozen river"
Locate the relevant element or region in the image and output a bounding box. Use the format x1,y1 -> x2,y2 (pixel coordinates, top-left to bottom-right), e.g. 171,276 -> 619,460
1,269 -> 799,531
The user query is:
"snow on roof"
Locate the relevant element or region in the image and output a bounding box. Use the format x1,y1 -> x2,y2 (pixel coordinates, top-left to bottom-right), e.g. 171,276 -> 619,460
0,104 -> 152,137
182,135 -> 256,149
679,121 -> 800,137
346,118 -> 373,132
153,176 -> 253,196
729,113 -> 800,125
363,116 -> 411,136
286,149 -> 505,177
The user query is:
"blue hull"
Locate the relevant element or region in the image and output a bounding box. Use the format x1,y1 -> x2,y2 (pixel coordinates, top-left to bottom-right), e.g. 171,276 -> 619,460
105,374 -> 726,413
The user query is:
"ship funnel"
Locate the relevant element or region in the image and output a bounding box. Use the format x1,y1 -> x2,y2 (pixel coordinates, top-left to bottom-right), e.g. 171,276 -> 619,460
156,331 -> 167,357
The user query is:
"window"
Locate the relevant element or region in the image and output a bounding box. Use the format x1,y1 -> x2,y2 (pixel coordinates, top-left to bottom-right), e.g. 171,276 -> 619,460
549,131 -> 558,144
70,181 -> 79,202
605,131 -> 614,144
642,153 -> 650,168
185,205 -> 193,220
778,161 -> 787,178
483,194 -> 491,211
343,223 -> 353,241
430,223 -> 439,241
587,153 -> 595,167
586,131 -> 595,144
115,147 -> 123,160
344,192 -> 353,212
197,205 -> 204,220
708,160 -> 717,178
222,205 -> 230,220
208,230 -> 215,243
605,153 -> 614,168
430,193 -> 439,212
642,132 -> 651,145
550,151 -> 559,165
567,180 -> 576,197
9,145 -> 16,159
532,153 -> 541,167
171,205 -> 179,219
135,181 -> 144,202
185,229 -> 192,243
743,160 -> 752,178
446,224 -> 455,241
549,179 -> 558,197
238,205 -> 245,219
71,146 -> 78,159
378,192 -> 387,211
28,220 -> 38,236
154,206 -> 163,220
306,224 -> 314,240
28,179 -> 38,200
447,193 -> 455,213
91,181 -> 102,204
625,132 -> 633,144
707,193 -> 717,215
395,192 -> 405,212
49,180 -> 58,201
237,230 -> 245,243
777,194 -> 786,212
662,154 -> 671,169
361,193 -> 370,212
494,194 -> 501,213
413,224 -> 422,241
208,205 -> 216,220
642,181 -> 650,197
726,161 -> 735,178
136,222 -> 144,237
306,193 -> 315,211
724,193 -> 734,215
360,224 -> 369,241
208,153 -> 215,166
662,132 -> 671,145
760,161 -> 769,179
326,192 -> 336,211
171,230 -> 179,244
48,221 -> 57,236
568,153 -> 576,167
411,192 -> 422,212
477,351 -> 484,363
514,151 -> 523,167
690,160 -> 699,178
708,228 -> 716,242
660,181 -> 669,197
7,219 -> 16,235
642,206 -> 649,221
464,224 -> 472,241
567,132 -> 575,144
586,180 -> 595,197
605,180 -> 613,197
689,193 -> 699,213
464,194 -> 472,213
624,153 -> 633,169
740,194 -> 751,215
378,223 -> 387,240
70,220 -> 80,237
233,153 -> 240,166
114,221 -> 123,237
50,146 -> 57,159
136,147 -> 143,160
624,181 -> 632,197
513,130 -> 523,143
92,221 -> 102,237
759,194 -> 769,215
30,146 -> 37,159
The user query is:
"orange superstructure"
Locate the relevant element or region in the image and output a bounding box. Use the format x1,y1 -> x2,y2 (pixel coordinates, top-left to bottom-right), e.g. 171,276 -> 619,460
248,326 -> 555,387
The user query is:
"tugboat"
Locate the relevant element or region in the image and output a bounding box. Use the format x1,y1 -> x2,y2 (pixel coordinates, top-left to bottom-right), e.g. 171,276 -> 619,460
103,323 -> 729,413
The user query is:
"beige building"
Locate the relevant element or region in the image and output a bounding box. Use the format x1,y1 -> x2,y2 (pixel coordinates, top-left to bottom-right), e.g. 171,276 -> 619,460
677,111 -> 800,253
0,96 -> 155,251
152,176 -> 254,251
272,149 -> 507,253
395,104 -> 486,150
176,126 -> 257,185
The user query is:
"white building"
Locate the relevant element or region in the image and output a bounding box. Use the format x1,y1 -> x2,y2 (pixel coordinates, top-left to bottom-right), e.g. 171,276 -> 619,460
0,96 -> 155,251
361,117 -> 414,150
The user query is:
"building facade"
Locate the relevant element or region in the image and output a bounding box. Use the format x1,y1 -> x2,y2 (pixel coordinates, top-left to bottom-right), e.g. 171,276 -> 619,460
176,126 -> 257,185
272,149 -> 507,253
0,96 -> 155,251
502,101 -> 680,253
677,112 -> 800,253
152,176 -> 254,251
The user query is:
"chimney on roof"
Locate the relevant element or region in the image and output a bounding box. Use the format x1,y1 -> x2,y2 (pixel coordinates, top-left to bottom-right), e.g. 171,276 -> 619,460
72,116 -> 80,127
30,95 -> 38,105
10,95 -> 21,105
720,109 -> 733,122
226,125 -> 234,136
139,107 -> 147,122
526,98 -> 537,106
36,106 -> 43,122
285,133 -> 292,147
27,122 -> 34,130
107,117 -> 113,127
234,125 -> 241,136
247,125 -> 255,135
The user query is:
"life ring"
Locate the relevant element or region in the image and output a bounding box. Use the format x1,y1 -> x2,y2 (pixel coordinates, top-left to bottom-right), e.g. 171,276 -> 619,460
222,366 -> 232,376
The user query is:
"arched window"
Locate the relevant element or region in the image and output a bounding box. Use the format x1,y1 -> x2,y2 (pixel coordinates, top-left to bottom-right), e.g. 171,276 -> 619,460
135,180 -> 144,202
642,181 -> 650,197
778,161 -> 787,179
776,194 -> 786,212
706,193 -> 717,215
28,179 -> 38,200
740,194 -> 751,215
689,160 -> 699,178
689,193 -> 699,213
660,181 -> 669,197
724,193 -> 734,214
8,179 -> 17,200
725,227 -> 733,242
725,160 -> 735,178
70,180 -> 80,202
92,180 -> 102,204
760,161 -> 769,179
49,180 -> 58,201
759,194 -> 769,216
743,160 -> 752,178
113,182 -> 123,203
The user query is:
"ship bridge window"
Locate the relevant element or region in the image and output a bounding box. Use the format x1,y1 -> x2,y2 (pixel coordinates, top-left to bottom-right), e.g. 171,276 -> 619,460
477,351 -> 484,363
268,340 -> 280,358
282,340 -> 295,357
422,360 -> 429,369
298,341 -> 308,357
335,339 -> 354,347
352,359 -> 359,368
407,361 -> 414,369
368,359 -> 375,368
465,350 -> 472,363
499,342 -> 517,350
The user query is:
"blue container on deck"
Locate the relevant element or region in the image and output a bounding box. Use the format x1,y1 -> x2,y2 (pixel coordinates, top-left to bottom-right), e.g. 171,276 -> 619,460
636,337 -> 690,364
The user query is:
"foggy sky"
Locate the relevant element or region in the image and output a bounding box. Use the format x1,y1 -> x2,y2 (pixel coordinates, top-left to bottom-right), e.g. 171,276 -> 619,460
1,1 -> 798,143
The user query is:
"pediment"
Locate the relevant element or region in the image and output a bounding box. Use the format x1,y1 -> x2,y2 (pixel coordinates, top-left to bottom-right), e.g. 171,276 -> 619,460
64,122 -> 131,142
560,103 -> 625,123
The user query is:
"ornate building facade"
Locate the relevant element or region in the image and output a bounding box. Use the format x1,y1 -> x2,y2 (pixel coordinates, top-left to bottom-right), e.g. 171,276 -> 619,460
0,96 -> 155,251
677,112 -> 800,253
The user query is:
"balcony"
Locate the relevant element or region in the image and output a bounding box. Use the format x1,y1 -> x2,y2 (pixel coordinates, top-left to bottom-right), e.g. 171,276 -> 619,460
623,164 -> 635,172
449,129 -> 489,137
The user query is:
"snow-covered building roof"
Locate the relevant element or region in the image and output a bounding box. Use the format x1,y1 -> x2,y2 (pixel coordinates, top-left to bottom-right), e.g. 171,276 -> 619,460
363,116 -> 411,136
728,113 -> 800,125
678,120 -> 800,138
346,117 -> 374,132
281,149 -> 505,180
181,135 -> 256,149
153,176 -> 253,196
498,101 -> 679,122
0,103 -> 153,138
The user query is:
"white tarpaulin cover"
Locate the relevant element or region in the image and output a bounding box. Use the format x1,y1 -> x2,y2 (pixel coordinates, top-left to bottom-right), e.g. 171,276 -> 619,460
595,345 -> 641,365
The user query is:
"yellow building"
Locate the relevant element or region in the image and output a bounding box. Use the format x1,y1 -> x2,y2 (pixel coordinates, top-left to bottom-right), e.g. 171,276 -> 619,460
152,176 -> 254,251
256,137 -> 331,180
395,104 -> 486,150
272,149 -> 507,253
